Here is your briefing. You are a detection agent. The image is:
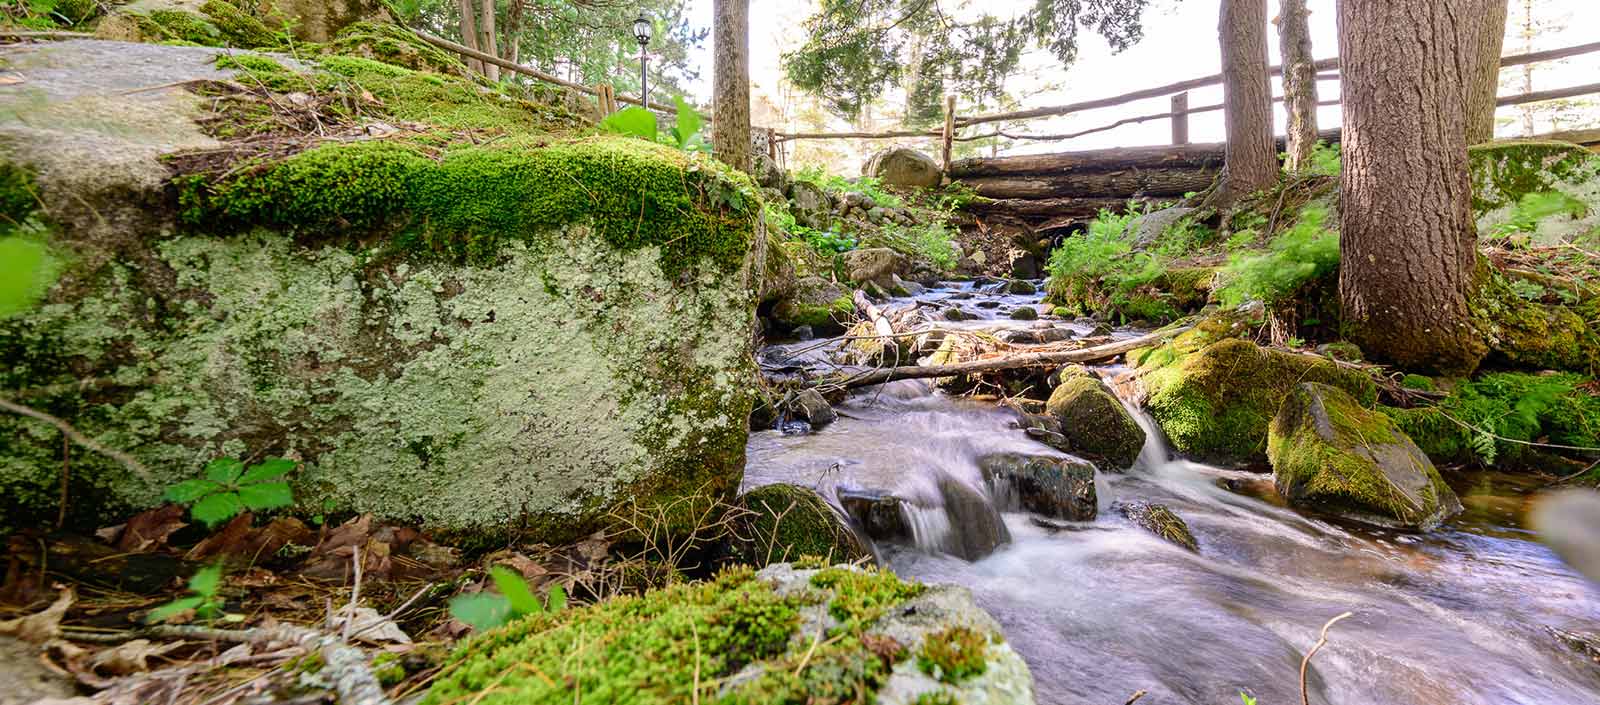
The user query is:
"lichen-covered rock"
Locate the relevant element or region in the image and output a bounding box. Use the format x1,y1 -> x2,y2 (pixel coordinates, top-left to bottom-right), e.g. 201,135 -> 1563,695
843,247 -> 910,286
770,276 -> 853,335
787,180 -> 831,230
733,484 -> 871,566
1133,333 -> 1376,465
1113,501 -> 1198,552
1044,367 -> 1145,470
1269,383 -> 1462,529
978,452 -> 1097,521
0,44 -> 763,541
863,147 -> 941,189
257,0 -> 391,42
422,563 -> 1034,705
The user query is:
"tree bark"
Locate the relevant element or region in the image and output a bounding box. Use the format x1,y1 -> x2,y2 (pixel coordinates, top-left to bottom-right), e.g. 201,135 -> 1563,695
478,0 -> 499,82
456,0 -> 483,75
1466,0 -> 1510,143
1217,0 -> 1278,202
711,0 -> 751,172
1337,0 -> 1490,375
1276,0 -> 1318,173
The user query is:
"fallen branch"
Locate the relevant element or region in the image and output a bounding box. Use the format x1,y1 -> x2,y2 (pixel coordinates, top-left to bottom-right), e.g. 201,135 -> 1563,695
1299,611 -> 1353,705
0,397 -> 152,480
825,325 -> 1191,391
143,624 -> 388,705
853,290 -> 897,340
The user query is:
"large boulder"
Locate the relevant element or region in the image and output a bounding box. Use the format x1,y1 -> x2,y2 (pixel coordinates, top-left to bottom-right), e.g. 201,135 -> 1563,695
0,43 -> 763,541
842,247 -> 909,286
1044,367 -> 1145,470
1134,333 -> 1377,465
863,147 -> 941,189
770,276 -> 854,335
732,484 -> 871,566
787,179 -> 832,230
1268,383 -> 1462,529
95,0 -> 279,47
423,563 -> 1036,705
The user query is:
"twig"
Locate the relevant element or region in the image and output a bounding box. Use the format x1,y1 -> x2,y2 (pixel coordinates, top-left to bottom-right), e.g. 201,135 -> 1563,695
690,621 -> 701,705
0,397 -> 152,480
346,581 -> 434,642
342,544 -> 364,641
56,433 -> 69,530
1123,690 -> 1148,705
1300,611 -> 1353,705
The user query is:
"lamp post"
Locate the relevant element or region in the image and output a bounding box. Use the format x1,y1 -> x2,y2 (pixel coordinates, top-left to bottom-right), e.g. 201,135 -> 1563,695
632,12 -> 652,108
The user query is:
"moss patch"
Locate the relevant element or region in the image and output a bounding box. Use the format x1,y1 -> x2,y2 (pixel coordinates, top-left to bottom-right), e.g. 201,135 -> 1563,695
733,484 -> 869,566
323,21 -> 466,76
1469,140 -> 1594,216
916,626 -> 991,684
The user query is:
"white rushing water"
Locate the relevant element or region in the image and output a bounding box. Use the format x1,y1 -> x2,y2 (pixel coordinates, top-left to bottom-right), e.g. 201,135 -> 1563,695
745,280 -> 1600,705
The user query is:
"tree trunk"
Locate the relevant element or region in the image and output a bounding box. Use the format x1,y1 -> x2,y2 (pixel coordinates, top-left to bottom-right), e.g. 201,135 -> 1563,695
456,0 -> 483,75
479,0 -> 499,82
1217,0 -> 1278,202
1276,0 -> 1318,173
1518,0 -> 1536,136
712,0 -> 751,172
1337,0 -> 1490,375
1466,0 -> 1509,143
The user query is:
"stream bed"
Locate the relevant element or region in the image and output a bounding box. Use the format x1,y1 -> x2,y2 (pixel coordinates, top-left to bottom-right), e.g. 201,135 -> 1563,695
745,281 -> 1600,705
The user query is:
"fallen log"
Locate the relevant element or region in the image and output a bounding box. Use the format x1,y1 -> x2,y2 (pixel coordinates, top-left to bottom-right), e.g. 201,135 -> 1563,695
855,290 -> 896,339
828,325 -> 1193,391
962,196 -> 1147,218
949,129 -> 1340,178
959,168 -> 1217,200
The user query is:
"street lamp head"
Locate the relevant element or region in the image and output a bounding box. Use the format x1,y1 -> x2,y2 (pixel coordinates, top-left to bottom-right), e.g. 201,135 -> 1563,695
632,12 -> 652,46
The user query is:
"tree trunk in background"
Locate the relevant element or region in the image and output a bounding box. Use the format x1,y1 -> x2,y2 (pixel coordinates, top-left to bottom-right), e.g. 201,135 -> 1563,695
1466,0 -> 1509,143
1337,0 -> 1490,375
712,0 -> 752,172
1216,0 -> 1277,203
1518,0 -> 1536,136
456,0 -> 483,75
479,0 -> 500,82
1276,0 -> 1318,173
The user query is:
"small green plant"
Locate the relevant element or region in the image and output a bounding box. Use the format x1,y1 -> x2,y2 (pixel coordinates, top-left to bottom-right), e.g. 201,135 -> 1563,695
165,457 -> 296,528
449,566 -> 568,631
1489,191 -> 1588,246
597,97 -> 708,152
146,563 -> 227,623
793,165 -> 904,209
1044,206 -> 1175,321
879,221 -> 957,271
916,626 -> 990,684
1239,692 -> 1258,705
795,224 -> 857,254
1307,140 -> 1341,176
1216,205 -> 1340,307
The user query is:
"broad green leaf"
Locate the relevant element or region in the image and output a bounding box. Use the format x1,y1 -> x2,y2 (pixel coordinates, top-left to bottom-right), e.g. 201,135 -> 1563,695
188,564 -> 223,596
191,491 -> 244,527
237,481 -> 293,511
449,592 -> 512,631
546,585 -> 567,613
145,596 -> 203,624
203,457 -> 245,485
0,235 -> 60,320
671,95 -> 702,148
491,566 -> 541,616
598,106 -> 657,140
165,478 -> 222,504
240,458 -> 296,483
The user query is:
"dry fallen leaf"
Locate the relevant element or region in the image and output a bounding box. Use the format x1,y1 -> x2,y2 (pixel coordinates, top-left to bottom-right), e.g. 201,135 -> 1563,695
0,587 -> 74,643
112,505 -> 188,553
332,606 -> 412,646
90,639 -> 187,676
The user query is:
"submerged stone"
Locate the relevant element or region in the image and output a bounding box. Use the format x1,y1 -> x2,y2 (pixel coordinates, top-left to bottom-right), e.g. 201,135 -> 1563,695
1268,383 -> 1462,530
1113,500 -> 1198,552
1045,367 -> 1145,470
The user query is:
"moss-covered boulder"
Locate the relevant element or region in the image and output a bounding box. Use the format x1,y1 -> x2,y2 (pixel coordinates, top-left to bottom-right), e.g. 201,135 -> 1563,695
323,21 -> 468,76
770,276 -> 854,335
1269,383 -> 1462,529
0,43 -> 764,540
256,0 -> 391,42
95,0 -> 280,48
1475,270 -> 1600,373
732,484 -> 871,566
1044,366 -> 1145,470
1134,335 -> 1377,465
423,563 -> 1035,705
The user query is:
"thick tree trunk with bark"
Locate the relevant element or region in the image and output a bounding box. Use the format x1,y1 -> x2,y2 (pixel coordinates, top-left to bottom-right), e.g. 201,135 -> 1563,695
1217,0 -> 1278,202
1337,0 -> 1490,375
1466,0 -> 1509,143
1277,0 -> 1318,173
478,0 -> 499,82
456,0 -> 483,75
711,0 -> 751,172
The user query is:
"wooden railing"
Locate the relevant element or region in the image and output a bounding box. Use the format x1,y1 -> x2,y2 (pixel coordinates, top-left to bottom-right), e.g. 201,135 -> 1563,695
771,40 -> 1600,171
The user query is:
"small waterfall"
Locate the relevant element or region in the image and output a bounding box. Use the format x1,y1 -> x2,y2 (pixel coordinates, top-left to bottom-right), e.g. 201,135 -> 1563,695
901,501 -> 955,554
1100,365 -> 1175,470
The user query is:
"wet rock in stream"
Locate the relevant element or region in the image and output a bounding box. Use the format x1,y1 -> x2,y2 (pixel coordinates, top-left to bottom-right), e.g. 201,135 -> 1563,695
837,480 -> 1012,562
1114,500 -> 1199,552
979,452 -> 1097,522
1045,366 -> 1146,470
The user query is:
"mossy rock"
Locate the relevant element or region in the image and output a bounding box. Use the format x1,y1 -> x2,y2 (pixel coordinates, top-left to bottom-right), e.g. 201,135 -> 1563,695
1475,271 -> 1600,373
94,0 -> 279,48
1468,140 -> 1595,216
977,452 -> 1097,521
1269,383 -> 1462,529
1135,335 -> 1377,465
732,484 -> 871,567
422,563 -> 1036,705
323,21 -> 467,76
1113,500 -> 1198,552
1159,266 -> 1216,311
1044,366 -> 1144,470
771,276 -> 854,335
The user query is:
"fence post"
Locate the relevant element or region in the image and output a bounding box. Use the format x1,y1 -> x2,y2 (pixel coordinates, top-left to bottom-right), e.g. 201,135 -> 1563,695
1170,91 -> 1189,145
941,94 -> 957,173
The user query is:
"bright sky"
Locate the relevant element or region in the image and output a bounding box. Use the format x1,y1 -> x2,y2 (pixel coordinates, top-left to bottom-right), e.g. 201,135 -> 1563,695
681,0 -> 1599,162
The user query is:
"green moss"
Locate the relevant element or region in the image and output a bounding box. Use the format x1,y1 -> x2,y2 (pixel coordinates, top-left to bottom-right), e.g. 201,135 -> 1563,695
1045,369 -> 1144,468
314,55 -> 574,131
916,626 -> 991,684
144,9 -> 225,45
1400,374 -> 1437,392
181,136 -> 757,279
810,565 -> 926,629
213,53 -> 314,93
1138,337 -> 1377,464
735,484 -> 869,566
1269,383 -> 1458,527
423,565 -> 928,705
0,162 -> 39,224
1476,270 -> 1600,373
370,652 -> 406,687
1469,140 -> 1594,215
777,292 -> 854,330
324,21 -> 466,75
1161,266 -> 1216,310
916,691 -> 962,705
198,0 -> 279,48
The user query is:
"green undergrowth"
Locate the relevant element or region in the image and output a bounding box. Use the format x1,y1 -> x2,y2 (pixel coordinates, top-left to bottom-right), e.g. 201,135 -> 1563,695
422,565 -> 928,705
5,0 -> 101,30
1044,204 -> 1218,323
1387,371 -> 1600,467
1216,205 -> 1340,308
0,163 -> 62,319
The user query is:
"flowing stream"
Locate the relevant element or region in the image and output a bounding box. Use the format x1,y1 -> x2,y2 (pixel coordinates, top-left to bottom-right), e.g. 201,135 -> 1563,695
745,281 -> 1600,705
